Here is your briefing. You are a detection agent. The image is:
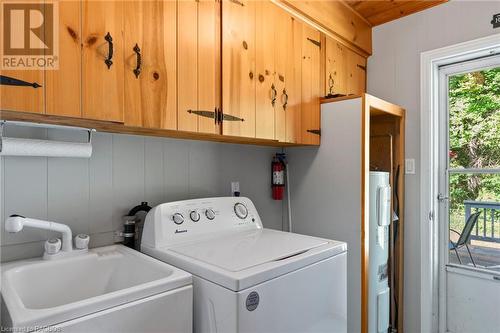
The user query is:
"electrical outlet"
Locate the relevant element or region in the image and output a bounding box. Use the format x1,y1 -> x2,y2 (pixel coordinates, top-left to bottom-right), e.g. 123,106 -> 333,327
405,158 -> 416,175
231,181 -> 240,196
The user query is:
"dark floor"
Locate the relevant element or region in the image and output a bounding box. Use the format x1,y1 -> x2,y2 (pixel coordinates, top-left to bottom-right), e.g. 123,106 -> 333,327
449,242 -> 500,272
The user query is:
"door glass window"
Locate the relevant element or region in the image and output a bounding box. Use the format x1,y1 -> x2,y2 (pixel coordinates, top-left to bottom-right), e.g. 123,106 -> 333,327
447,67 -> 500,272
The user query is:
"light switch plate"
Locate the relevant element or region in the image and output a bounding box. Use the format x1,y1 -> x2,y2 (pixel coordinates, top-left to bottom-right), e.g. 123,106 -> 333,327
405,158 -> 416,174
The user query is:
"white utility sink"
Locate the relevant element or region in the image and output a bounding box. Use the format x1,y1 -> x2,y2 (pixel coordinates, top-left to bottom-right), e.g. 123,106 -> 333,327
1,245 -> 193,332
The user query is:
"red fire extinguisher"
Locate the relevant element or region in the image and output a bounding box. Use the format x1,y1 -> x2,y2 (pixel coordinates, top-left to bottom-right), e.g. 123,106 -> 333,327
272,153 -> 286,200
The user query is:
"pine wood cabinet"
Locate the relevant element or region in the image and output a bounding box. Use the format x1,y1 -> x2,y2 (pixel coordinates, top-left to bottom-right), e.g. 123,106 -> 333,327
298,23 -> 321,145
1,0 -> 369,147
124,0 -> 177,129
346,49 -> 367,96
0,70 -> 44,114
178,0 -> 221,134
82,0 -> 125,123
222,0 -> 256,138
46,1 -> 81,118
325,35 -> 367,97
255,1 -> 276,140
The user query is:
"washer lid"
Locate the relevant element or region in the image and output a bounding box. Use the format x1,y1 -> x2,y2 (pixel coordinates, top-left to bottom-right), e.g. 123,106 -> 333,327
170,229 -> 329,272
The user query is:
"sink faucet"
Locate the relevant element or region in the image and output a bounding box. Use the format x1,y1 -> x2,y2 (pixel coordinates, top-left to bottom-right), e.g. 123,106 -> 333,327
6,215 -> 73,251
5,215 -> 89,259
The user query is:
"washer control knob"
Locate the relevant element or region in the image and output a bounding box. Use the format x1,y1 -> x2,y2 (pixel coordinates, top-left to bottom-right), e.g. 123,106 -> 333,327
190,210 -> 200,222
234,203 -> 248,219
205,209 -> 216,220
172,213 -> 184,225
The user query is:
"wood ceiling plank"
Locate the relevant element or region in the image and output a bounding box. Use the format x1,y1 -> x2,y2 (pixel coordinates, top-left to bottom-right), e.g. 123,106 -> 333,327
344,0 -> 448,26
366,1 -> 447,26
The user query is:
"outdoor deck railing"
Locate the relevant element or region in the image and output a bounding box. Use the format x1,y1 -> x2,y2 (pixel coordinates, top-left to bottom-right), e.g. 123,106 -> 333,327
465,200 -> 500,243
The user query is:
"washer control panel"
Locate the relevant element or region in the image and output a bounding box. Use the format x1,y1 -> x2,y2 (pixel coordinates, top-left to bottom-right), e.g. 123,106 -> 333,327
142,197 -> 263,248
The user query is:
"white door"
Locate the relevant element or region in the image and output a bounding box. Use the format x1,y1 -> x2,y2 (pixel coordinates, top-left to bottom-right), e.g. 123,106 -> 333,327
437,56 -> 500,333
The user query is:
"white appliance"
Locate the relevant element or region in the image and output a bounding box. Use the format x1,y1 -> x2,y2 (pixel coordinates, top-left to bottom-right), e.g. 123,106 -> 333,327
141,197 -> 347,333
368,172 -> 391,333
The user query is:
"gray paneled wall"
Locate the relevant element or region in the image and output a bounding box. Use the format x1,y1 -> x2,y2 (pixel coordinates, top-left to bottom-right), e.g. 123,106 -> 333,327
0,126 -> 284,262
367,1 -> 500,332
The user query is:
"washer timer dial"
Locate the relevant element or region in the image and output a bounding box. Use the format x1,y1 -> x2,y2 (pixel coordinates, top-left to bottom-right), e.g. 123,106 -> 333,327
172,213 -> 184,225
205,209 -> 216,220
234,203 -> 248,219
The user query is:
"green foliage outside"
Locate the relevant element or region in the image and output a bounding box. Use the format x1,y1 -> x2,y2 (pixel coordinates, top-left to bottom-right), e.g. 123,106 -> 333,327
448,67 -> 500,233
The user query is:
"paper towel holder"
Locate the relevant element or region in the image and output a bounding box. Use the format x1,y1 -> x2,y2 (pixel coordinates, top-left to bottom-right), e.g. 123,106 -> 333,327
0,120 -> 96,144
0,121 -> 96,158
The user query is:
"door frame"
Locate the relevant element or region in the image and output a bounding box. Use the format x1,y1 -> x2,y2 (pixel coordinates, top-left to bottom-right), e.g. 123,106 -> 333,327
419,33 -> 500,333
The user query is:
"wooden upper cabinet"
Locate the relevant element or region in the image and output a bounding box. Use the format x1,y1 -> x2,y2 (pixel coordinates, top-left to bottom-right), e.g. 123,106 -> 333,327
325,35 -> 367,97
197,0 -> 221,135
124,0 -> 177,130
299,23 -> 321,145
0,70 -> 44,114
285,16 -> 303,144
0,1 -> 45,114
346,49 -> 367,96
82,0 -> 124,122
177,0 -> 198,132
274,8 -> 299,144
325,37 -> 348,97
222,0 -> 256,138
178,0 -> 221,134
46,0 -> 81,117
255,1 -> 275,140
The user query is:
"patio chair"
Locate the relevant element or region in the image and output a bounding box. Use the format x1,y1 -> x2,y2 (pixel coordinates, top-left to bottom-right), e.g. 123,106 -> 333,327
449,211 -> 482,267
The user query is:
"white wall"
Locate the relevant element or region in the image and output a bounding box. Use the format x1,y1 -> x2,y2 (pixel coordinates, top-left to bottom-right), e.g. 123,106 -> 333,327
0,126 -> 284,262
286,99 -> 363,333
367,1 -> 500,332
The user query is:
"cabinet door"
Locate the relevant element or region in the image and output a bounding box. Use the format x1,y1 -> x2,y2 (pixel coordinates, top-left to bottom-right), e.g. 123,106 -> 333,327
325,37 -> 348,97
197,0 -> 221,134
82,0 -> 124,122
299,24 -> 321,145
177,0 -> 198,132
255,1 -> 275,140
275,9 -> 297,143
0,1 -> 45,114
0,70 -> 44,114
284,17 -> 303,144
46,0 -> 81,117
222,0 -> 256,138
346,48 -> 366,96
178,0 -> 220,134
124,0 -> 176,129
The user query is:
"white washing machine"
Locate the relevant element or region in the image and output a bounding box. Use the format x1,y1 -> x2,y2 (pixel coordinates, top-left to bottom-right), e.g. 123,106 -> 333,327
141,197 -> 347,333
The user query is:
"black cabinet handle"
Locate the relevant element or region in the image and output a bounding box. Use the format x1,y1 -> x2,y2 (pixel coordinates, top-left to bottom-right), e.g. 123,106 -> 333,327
133,44 -> 142,78
104,32 -> 113,69
328,74 -> 334,95
282,89 -> 288,110
270,84 -> 277,107
307,129 -> 321,136
0,75 -> 41,88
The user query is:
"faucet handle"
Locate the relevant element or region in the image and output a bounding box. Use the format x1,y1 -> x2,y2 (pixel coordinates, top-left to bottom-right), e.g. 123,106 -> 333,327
45,238 -> 62,255
75,234 -> 90,250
